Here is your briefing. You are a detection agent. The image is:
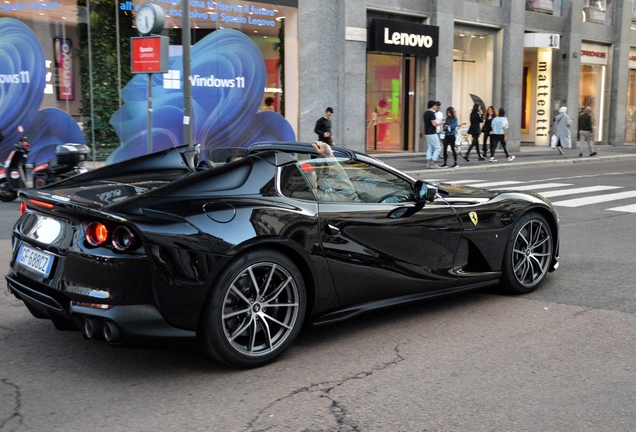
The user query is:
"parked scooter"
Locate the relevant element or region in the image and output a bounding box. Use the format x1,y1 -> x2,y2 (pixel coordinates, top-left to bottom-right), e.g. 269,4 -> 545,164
0,125 -> 90,202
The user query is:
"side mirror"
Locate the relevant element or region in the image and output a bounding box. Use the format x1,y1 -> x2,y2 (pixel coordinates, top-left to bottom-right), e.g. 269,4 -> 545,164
414,180 -> 437,202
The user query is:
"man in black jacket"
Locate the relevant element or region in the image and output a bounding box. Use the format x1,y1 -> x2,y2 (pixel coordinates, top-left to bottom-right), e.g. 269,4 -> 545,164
314,107 -> 334,146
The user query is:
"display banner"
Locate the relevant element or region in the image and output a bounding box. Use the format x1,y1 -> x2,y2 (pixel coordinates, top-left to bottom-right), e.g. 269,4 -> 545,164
0,18 -> 84,163
629,48 -> 636,69
535,48 -> 552,146
368,19 -> 439,57
580,43 -> 609,66
109,28 -> 295,163
54,38 -> 74,101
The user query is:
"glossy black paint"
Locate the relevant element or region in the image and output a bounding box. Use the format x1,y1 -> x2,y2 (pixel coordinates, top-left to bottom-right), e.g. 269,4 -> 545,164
6,143 -> 560,348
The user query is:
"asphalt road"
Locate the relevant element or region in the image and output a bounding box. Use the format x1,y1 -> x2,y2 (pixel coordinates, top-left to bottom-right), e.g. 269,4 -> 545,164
1,160 -> 636,431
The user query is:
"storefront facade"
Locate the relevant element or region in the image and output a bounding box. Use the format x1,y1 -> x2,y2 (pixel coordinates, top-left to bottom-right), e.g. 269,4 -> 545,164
364,18 -> 438,153
3,0 -> 636,163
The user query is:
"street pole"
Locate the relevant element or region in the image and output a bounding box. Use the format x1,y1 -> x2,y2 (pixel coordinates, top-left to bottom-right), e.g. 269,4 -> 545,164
182,0 -> 193,146
147,73 -> 152,154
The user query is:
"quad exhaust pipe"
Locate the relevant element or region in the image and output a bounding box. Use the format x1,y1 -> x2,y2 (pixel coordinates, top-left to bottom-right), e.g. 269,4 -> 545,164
83,318 -> 122,342
102,322 -> 121,342
83,318 -> 98,339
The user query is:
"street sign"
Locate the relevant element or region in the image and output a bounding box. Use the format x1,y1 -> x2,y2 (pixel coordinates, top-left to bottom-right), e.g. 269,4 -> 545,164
524,33 -> 560,49
131,36 -> 169,74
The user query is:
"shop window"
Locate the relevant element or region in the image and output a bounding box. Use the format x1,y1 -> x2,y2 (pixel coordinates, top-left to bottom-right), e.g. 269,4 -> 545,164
0,0 -> 299,165
527,0 -> 554,14
583,0 -> 612,25
626,70 -> 636,143
464,0 -> 502,5
452,26 -> 496,128
579,64 -> 606,142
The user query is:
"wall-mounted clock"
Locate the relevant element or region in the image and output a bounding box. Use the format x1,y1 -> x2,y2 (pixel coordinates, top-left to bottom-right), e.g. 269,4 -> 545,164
135,3 -> 165,36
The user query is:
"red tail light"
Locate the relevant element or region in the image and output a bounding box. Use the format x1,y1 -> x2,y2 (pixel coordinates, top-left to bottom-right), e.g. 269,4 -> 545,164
20,201 -> 26,216
86,222 -> 109,246
27,199 -> 54,209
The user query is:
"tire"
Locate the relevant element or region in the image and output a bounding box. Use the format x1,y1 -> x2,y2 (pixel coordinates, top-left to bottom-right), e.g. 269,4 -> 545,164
0,179 -> 18,202
500,212 -> 553,294
199,249 -> 306,368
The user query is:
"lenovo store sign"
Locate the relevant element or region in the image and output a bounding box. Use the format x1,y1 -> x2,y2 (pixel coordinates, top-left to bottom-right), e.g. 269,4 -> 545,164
369,19 -> 439,57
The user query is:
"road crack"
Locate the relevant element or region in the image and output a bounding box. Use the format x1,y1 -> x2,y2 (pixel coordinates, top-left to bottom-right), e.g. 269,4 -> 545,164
0,378 -> 24,431
244,344 -> 405,431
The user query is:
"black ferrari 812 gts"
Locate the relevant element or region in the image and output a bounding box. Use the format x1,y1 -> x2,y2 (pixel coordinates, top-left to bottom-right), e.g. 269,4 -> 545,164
6,143 -> 559,368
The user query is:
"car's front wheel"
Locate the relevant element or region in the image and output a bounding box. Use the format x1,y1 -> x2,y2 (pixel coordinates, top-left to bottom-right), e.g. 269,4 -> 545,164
500,212 -> 553,294
199,249 -> 306,368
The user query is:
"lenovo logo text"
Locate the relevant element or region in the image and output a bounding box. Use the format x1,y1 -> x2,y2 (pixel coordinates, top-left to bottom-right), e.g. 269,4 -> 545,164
384,27 -> 433,48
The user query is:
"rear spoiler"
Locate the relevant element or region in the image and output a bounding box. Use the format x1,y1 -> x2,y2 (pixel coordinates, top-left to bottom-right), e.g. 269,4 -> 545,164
38,144 -> 200,189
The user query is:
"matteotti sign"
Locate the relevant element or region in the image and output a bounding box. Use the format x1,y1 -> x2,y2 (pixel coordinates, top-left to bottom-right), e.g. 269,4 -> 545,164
368,19 -> 439,57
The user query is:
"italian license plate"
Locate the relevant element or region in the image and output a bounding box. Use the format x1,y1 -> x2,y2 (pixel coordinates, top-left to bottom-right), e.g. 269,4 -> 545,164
16,244 -> 54,278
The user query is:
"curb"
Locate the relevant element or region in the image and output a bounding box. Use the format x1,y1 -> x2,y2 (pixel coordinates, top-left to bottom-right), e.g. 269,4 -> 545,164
400,154 -> 636,178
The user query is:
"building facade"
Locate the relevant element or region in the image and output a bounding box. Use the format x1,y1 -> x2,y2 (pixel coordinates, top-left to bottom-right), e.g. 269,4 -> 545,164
1,0 -> 636,161
299,0 -> 636,154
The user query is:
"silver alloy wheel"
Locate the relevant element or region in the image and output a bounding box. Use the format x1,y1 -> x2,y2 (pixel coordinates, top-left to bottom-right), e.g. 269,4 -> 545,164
511,218 -> 552,287
221,262 -> 300,357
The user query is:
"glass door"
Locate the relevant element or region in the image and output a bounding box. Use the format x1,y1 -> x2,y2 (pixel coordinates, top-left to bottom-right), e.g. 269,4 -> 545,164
365,53 -> 415,153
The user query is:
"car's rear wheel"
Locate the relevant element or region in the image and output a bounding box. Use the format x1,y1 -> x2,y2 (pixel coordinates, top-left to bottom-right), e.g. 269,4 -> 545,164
500,212 -> 553,294
200,249 -> 306,368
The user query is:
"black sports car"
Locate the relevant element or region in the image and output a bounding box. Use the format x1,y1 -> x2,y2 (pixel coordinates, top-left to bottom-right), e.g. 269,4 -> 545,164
6,143 -> 559,368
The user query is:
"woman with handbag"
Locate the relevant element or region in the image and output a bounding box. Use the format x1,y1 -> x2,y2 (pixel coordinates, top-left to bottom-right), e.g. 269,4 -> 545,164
463,104 -> 485,162
553,106 -> 572,155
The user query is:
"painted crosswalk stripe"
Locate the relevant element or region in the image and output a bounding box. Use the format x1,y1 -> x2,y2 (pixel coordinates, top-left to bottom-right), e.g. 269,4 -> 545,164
467,181 -> 525,188
551,190 -> 636,207
446,180 -> 486,184
495,183 -> 573,191
607,204 -> 636,213
540,185 -> 622,198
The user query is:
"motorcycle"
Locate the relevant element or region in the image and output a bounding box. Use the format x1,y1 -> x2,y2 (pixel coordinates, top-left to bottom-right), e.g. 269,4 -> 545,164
0,125 -> 90,202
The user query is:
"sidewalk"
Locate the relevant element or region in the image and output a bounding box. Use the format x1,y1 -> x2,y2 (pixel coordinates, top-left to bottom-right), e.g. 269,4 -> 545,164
373,144 -> 636,177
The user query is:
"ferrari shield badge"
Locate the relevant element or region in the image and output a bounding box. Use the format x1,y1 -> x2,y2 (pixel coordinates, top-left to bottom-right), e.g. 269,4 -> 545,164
469,211 -> 478,226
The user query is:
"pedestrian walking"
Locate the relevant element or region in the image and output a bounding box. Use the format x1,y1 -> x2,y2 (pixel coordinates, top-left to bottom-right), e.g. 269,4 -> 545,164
314,107 -> 334,146
441,106 -> 459,168
481,106 -> 496,159
463,103 -> 485,162
423,100 -> 442,169
578,106 -> 597,157
260,97 -> 275,112
489,108 -> 514,162
434,101 -> 444,137
553,106 -> 572,155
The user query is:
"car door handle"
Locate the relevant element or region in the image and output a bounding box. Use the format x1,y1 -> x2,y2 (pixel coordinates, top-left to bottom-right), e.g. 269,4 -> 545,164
325,224 -> 340,236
